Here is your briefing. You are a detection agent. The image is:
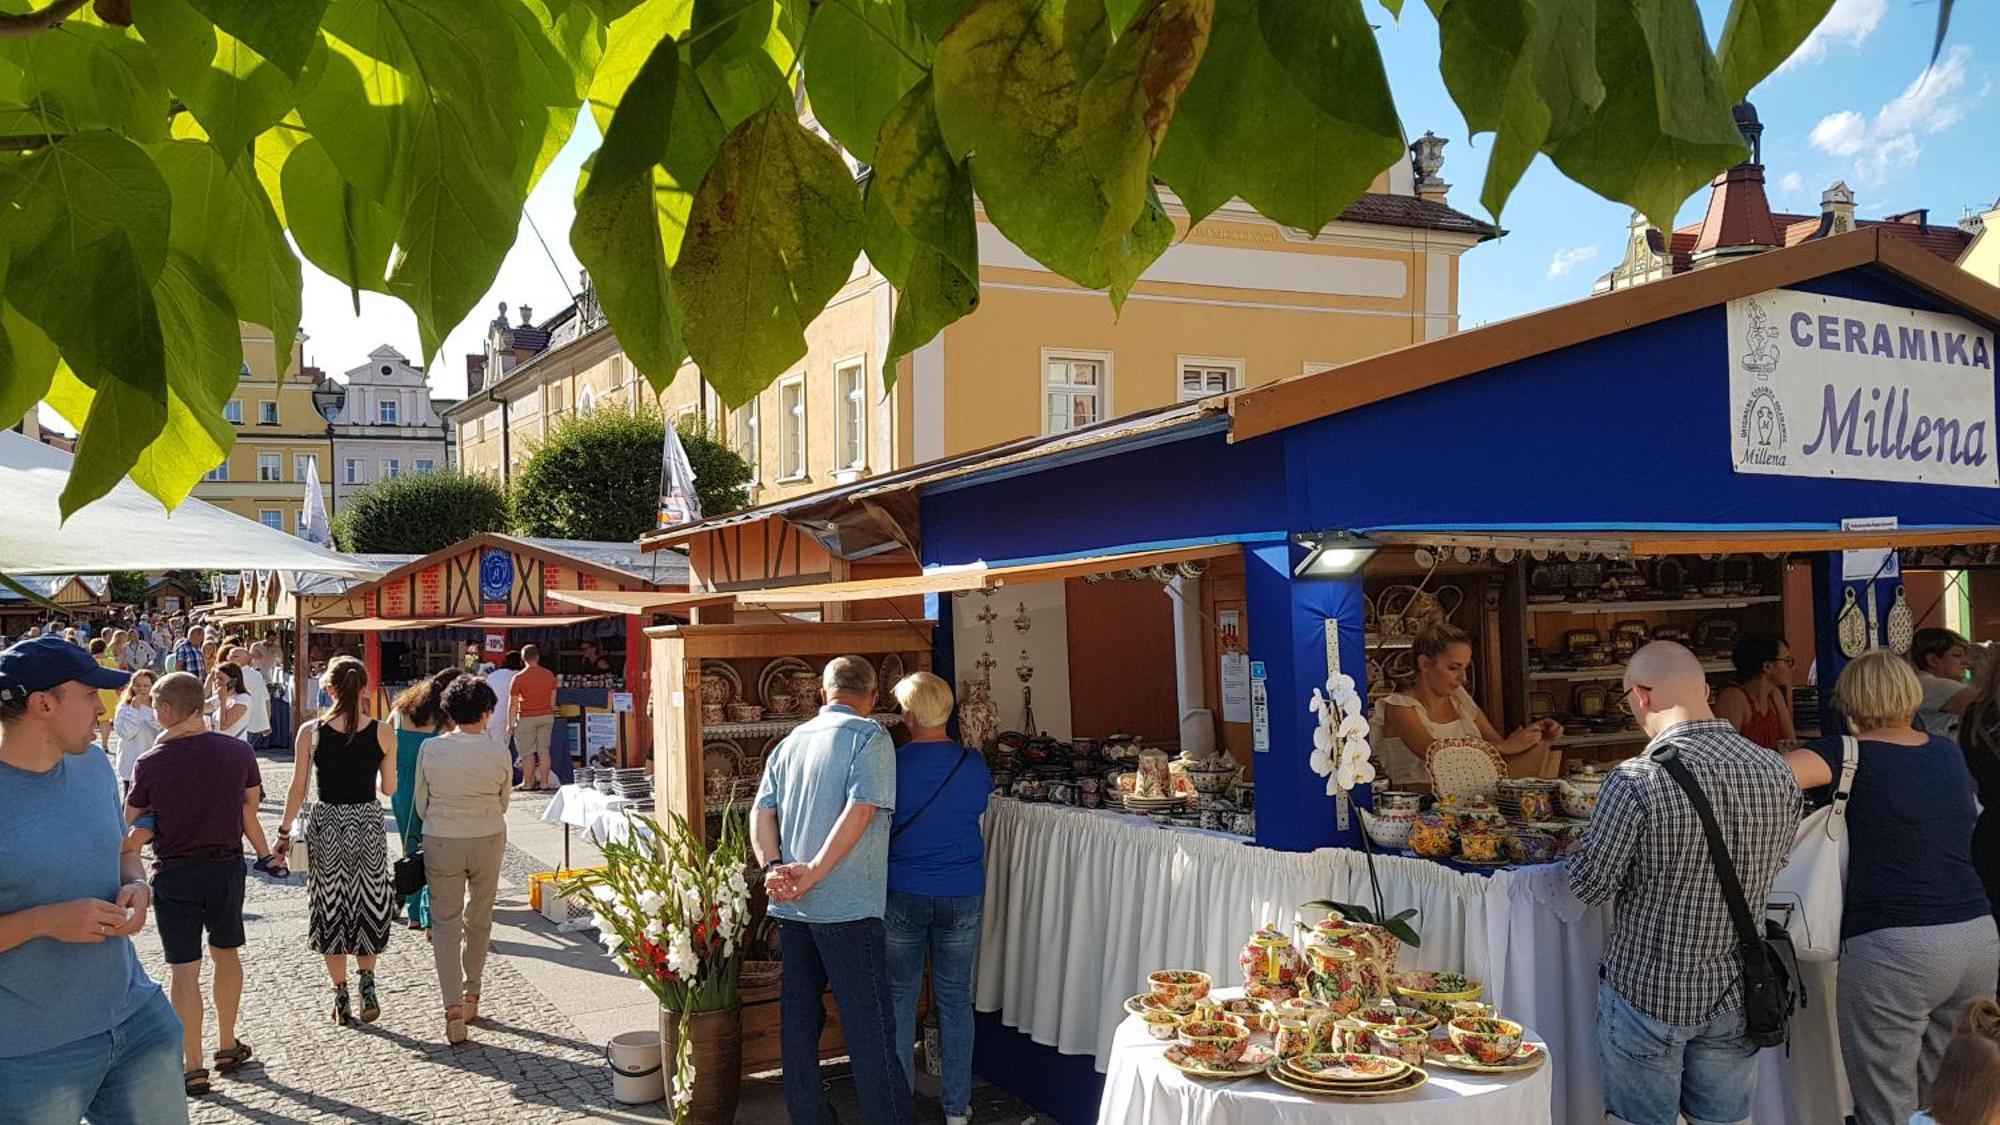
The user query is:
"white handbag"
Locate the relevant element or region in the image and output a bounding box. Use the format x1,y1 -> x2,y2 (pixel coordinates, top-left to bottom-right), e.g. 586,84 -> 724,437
1767,736 -> 1858,961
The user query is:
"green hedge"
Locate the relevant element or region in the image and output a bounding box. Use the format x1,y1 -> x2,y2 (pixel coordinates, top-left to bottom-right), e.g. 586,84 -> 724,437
510,407 -> 749,543
332,469 -> 511,555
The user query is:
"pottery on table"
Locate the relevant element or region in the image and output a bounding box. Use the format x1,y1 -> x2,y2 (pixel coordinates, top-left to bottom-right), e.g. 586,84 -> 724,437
1370,1024 -> 1430,1068
1147,970 -> 1212,1013
1408,809 -> 1456,858
1244,980 -> 1299,1006
725,702 -> 763,724
1558,766 -> 1607,819
1273,1017 -> 1318,1060
1240,927 -> 1306,989
1303,945 -> 1384,1015
1449,1001 -> 1497,1021
1323,1017 -> 1373,1054
701,702 -> 726,725
1135,750 -> 1173,799
1304,912 -> 1401,980
1511,832 -> 1560,865
1374,789 -> 1423,813
1449,1016 -> 1525,1066
765,692 -> 795,716
1352,1000 -> 1437,1032
1360,804 -> 1416,850
1391,971 -> 1484,1021
1458,825 -> 1511,864
1176,1019 -> 1250,1067
1182,754 -> 1241,794
1138,1008 -> 1183,1041
788,670 -> 822,707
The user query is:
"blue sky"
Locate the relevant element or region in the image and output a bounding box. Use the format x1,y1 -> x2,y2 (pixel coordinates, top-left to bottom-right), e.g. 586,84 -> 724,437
290,0 -> 1997,395
1375,0 -> 1998,328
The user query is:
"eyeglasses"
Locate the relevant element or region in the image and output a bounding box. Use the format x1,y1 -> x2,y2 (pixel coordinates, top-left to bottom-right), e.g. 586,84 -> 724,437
1620,683 -> 1649,713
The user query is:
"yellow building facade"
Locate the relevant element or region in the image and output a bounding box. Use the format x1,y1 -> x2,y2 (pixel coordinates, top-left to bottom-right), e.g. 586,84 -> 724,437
449,155 -> 1494,506
191,323 -> 335,534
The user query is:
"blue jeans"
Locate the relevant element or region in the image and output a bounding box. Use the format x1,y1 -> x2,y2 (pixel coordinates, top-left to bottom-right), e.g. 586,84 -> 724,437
1597,981 -> 1758,1125
0,989 -> 186,1125
777,917 -> 914,1125
884,890 -> 983,1116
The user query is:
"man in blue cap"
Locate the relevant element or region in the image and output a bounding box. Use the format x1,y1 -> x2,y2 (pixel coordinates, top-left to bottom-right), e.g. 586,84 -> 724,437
0,637 -> 187,1121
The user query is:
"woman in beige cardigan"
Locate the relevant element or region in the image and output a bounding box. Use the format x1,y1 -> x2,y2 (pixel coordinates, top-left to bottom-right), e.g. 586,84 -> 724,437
413,676 -> 512,1044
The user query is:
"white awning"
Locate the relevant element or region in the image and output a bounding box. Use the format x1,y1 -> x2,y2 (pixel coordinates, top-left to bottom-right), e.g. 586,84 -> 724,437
0,432 -> 385,579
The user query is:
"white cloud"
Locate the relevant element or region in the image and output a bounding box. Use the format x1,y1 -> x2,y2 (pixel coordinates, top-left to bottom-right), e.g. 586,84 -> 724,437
1807,47 -> 1973,183
1545,244 -> 1599,280
1781,0 -> 1886,70
1776,171 -> 1805,196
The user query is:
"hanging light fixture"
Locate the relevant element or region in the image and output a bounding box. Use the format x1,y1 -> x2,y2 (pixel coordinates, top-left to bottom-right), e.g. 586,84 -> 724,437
1291,530 -> 1381,578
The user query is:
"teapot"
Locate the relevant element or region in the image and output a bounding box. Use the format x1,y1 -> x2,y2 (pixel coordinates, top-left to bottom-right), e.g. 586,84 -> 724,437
1557,764 -> 1608,819
1239,926 -> 1306,989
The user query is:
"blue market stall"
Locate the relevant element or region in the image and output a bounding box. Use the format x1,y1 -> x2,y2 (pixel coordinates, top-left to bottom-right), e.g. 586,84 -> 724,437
820,229 -> 2000,1125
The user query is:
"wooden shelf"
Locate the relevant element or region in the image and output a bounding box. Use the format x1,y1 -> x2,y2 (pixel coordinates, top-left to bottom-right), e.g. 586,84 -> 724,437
1528,659 -> 1734,682
1364,634 -> 1414,649
1559,730 -> 1649,748
1527,595 -> 1782,614
701,713 -> 903,739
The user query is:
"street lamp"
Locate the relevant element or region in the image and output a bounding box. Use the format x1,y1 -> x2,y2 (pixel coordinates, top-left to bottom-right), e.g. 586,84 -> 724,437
311,380 -> 345,514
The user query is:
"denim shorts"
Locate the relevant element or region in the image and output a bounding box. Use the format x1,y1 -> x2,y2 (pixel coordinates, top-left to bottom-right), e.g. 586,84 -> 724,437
153,858 -> 247,965
1597,982 -> 1757,1125
0,989 -> 187,1125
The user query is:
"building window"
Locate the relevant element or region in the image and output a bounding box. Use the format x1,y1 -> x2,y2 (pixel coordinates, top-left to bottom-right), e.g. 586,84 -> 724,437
415,458 -> 435,474
547,384 -> 566,416
257,452 -> 281,481
836,358 -> 866,470
294,453 -> 313,482
258,510 -> 283,531
738,398 -> 760,483
778,376 -> 806,480
223,400 -> 243,424
203,462 -> 228,483
378,398 -> 398,425
1044,352 -> 1106,434
1177,357 -> 1241,402
578,389 -> 596,418
258,400 -> 278,425
381,458 -> 401,480
344,458 -> 362,485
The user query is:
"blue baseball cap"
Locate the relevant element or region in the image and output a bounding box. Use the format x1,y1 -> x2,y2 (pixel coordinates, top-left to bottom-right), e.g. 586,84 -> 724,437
0,637 -> 130,704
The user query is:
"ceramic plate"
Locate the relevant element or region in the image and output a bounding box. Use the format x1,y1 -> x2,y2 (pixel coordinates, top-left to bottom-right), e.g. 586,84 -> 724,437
1267,1065 -> 1429,1099
1162,1043 -> 1273,1080
877,653 -> 907,697
1426,1041 -> 1546,1074
1123,994 -> 1152,1017
1285,1052 -> 1411,1084
758,657 -> 815,714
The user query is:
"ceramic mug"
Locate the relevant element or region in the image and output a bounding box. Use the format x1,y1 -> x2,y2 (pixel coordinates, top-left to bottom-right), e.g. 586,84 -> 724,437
1370,1025 -> 1429,1068
1272,1018 -> 1317,1061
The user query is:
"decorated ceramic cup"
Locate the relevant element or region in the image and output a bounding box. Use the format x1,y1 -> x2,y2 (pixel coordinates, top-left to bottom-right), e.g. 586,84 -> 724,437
1273,1017 -> 1318,1061
1176,1019 -> 1250,1066
1449,1015 -> 1525,1066
1138,1008 -> 1183,1041
1147,970 -> 1212,1013
1370,1024 -> 1430,1067
1449,1000 -> 1497,1021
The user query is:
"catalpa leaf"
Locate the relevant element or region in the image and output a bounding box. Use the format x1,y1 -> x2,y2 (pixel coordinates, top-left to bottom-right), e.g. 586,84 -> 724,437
588,0 -> 694,131
0,302 -> 59,433
44,362 -> 169,520
1716,0 -> 1835,104
132,0 -> 296,162
130,252 -> 240,509
673,102 -> 864,406
281,139 -> 395,309
801,0 -> 926,157
152,139 -> 301,374
869,79 -> 978,387
185,0 -> 331,79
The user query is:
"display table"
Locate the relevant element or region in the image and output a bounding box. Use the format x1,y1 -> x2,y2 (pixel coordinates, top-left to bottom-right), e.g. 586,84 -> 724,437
542,784 -> 646,864
1099,987 -> 1552,1125
977,797 -> 1844,1125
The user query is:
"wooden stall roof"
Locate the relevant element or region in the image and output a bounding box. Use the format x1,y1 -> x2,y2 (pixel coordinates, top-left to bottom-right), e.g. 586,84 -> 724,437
318,616 -> 466,633
1371,527 -> 2000,558
737,542 -> 1242,605
445,613 -> 607,629
545,589 -> 737,615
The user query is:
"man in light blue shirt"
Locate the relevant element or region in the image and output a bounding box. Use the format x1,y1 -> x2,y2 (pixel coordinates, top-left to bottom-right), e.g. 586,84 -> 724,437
753,655 -> 909,1125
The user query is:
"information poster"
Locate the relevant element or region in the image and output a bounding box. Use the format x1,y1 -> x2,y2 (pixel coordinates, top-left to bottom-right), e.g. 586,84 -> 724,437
585,713 -> 618,754
1250,661 -> 1270,753
1221,653 -> 1252,722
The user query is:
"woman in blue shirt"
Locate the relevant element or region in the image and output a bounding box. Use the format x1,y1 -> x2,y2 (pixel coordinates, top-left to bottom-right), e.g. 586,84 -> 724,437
884,672 -> 993,1125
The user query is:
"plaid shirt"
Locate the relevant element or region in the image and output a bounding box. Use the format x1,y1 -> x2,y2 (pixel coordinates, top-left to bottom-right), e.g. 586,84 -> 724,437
174,639 -> 202,679
1568,719 -> 1803,1025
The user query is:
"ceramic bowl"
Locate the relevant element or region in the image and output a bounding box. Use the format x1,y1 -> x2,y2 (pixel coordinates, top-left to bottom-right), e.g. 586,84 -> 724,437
1352,1003 -> 1438,1032
1458,830 -> 1511,864
1375,789 -> 1423,813
1176,1019 -> 1250,1066
1449,1015 -> 1525,1066
765,692 -> 795,716
1242,980 -> 1298,1005
701,703 -> 726,725
1512,832 -> 1560,865
1137,1007 -> 1183,1041
1148,970 -> 1212,1013
726,703 -> 763,723
1390,971 -> 1484,1021
1361,807 -> 1415,850
1370,1024 -> 1430,1067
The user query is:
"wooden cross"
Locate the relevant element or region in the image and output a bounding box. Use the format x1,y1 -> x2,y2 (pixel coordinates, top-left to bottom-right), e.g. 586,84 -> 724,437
975,604 -> 999,644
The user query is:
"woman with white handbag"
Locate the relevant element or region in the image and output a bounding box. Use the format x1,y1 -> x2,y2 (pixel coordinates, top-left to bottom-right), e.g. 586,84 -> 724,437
1783,652 -> 1998,1125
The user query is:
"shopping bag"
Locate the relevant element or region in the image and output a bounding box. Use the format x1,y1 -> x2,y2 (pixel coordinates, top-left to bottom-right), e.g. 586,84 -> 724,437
1767,736 -> 1857,961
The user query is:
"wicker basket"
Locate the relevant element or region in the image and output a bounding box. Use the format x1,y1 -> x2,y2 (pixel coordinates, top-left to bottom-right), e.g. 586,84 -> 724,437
739,960 -> 782,990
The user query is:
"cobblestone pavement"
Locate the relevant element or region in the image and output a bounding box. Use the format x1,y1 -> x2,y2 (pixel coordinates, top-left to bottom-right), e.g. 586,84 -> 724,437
133,754 -> 669,1124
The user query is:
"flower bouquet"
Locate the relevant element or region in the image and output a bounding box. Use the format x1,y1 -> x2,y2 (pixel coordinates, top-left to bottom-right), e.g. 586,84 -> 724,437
561,811 -> 752,1121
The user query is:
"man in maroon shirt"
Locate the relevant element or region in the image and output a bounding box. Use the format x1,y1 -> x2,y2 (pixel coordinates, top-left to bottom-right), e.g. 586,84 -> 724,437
127,673 -> 274,1088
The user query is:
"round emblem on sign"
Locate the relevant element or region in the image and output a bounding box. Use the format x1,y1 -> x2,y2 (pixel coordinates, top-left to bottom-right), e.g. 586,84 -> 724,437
480,549 -> 514,602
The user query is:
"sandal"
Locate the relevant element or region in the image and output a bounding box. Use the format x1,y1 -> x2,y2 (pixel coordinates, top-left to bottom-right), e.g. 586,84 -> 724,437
213,1041 -> 254,1073
253,854 -> 290,879
358,970 -> 380,1023
463,993 -> 480,1024
445,1005 -> 468,1045
184,1068 -> 210,1097
332,983 -> 353,1027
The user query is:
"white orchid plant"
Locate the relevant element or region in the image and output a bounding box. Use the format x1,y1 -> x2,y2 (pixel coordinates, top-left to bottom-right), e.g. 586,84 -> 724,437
1309,672 -> 1375,796
560,810 -> 752,1120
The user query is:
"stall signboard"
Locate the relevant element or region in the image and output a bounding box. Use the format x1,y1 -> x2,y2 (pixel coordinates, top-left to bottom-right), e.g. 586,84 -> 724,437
1728,289 -> 1997,488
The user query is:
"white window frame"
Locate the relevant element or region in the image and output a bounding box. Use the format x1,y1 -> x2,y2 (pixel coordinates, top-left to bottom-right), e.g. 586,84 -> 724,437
294,453 -> 313,482
380,458 -> 401,480
378,398 -> 398,425
1176,355 -> 1243,402
414,458 -> 435,474
344,458 -> 362,485
834,355 -> 867,471
203,462 -> 229,483
257,400 -> 278,425
777,375 -> 807,482
738,397 -> 761,484
257,509 -> 283,531
1041,348 -> 1112,436
256,452 -> 282,482
223,400 -> 243,424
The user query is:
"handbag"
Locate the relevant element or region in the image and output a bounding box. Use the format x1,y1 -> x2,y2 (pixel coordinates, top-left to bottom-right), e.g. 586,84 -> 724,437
1767,736 -> 1856,961
891,748 -> 971,841
1654,746 -> 1801,1050
392,789 -> 427,897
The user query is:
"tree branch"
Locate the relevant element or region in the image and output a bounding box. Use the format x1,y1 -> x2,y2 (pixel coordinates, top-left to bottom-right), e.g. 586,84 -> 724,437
0,0 -> 91,37
0,133 -> 62,150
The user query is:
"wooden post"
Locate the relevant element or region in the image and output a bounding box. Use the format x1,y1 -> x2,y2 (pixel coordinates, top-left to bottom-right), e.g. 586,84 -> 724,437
291,597 -> 309,744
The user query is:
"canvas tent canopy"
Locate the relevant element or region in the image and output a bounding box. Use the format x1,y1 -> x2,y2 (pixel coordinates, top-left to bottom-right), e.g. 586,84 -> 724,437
0,431 -> 384,579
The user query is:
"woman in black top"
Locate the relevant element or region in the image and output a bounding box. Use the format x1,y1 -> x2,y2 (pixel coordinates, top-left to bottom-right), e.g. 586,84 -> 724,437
1958,650 -> 2000,927
275,657 -> 399,1026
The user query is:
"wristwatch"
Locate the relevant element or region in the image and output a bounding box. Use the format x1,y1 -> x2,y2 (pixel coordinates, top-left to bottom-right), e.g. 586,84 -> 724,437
761,858 -> 781,873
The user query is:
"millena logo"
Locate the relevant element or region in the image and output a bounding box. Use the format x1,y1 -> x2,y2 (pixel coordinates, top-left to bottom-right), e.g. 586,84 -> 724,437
1739,387 -> 1788,467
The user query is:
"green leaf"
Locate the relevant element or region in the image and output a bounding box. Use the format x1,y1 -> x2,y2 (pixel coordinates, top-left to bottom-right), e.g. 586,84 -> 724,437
0,302 -> 59,432
688,0 -> 791,130
152,139 -> 301,373
673,102 -> 863,406
501,0 -> 601,191
572,37 -> 690,389
185,0 -> 330,79
1154,0 -> 1404,231
1715,0 -> 1834,104
130,252 -> 240,508
1934,0 -> 1955,66
907,0 -> 971,42
132,0 -> 296,162
885,247 -> 976,391
1540,0 -> 1745,231
872,78 -> 975,280
588,0 -> 695,131
0,11 -> 172,142
861,176 -> 916,287
281,138 -> 395,312
581,0 -> 647,19
44,361 -> 168,519
801,0 -> 926,156
1379,0 -> 1404,16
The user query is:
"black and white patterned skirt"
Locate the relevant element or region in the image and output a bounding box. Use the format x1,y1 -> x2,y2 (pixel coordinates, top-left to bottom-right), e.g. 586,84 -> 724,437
305,801 -> 395,956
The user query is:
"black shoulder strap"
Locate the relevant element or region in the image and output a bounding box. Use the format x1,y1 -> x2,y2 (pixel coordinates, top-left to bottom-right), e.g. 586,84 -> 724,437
891,748 -> 971,841
1654,745 -> 1762,948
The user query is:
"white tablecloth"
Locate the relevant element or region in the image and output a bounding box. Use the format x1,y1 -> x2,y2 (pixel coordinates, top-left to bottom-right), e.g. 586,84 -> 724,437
542,785 -> 643,845
976,798 -> 1843,1125
1098,988 -> 1553,1125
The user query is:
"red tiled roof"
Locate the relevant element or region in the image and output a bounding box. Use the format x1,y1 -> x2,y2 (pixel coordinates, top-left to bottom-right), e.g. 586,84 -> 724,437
1673,212 -> 1968,269
1337,192 -> 1502,240
1690,166 -> 1779,255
